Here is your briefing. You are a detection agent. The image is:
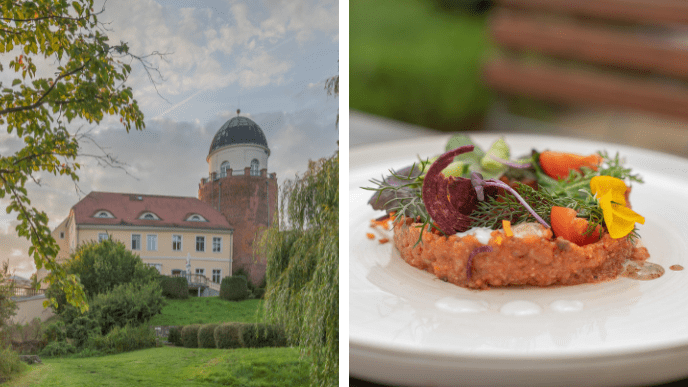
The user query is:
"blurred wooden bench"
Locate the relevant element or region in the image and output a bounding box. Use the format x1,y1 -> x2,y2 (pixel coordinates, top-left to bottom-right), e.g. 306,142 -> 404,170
482,0 -> 688,120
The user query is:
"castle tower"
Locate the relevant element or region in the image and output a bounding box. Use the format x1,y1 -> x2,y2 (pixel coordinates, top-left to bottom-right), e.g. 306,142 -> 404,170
198,111 -> 278,285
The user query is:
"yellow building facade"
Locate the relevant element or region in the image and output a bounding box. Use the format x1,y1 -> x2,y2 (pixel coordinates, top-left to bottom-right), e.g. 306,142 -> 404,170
47,192 -> 233,287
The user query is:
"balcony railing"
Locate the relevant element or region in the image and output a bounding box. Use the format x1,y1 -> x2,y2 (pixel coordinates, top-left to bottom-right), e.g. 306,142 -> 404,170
9,287 -> 45,298
170,273 -> 209,288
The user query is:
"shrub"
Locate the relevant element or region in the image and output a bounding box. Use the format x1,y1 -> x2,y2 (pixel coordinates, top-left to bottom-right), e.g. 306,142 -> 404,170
198,324 -> 219,348
167,326 -> 183,346
89,281 -> 165,335
219,276 -> 249,301
39,341 -> 76,357
43,321 -> 67,343
181,324 -> 201,348
47,239 -> 160,313
66,315 -> 100,348
0,346 -> 26,381
86,324 -> 157,355
240,323 -> 288,348
160,276 -> 189,299
214,322 -> 246,349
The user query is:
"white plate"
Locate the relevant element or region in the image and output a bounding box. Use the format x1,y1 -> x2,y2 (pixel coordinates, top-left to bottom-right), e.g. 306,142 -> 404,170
349,134 -> 688,387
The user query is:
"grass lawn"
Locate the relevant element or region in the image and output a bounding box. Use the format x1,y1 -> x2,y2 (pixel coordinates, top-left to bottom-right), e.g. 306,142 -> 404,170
148,297 -> 264,326
7,346 -> 308,387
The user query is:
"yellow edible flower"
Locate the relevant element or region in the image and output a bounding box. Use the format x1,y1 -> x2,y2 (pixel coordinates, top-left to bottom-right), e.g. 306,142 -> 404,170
590,176 -> 645,239
590,176 -> 627,206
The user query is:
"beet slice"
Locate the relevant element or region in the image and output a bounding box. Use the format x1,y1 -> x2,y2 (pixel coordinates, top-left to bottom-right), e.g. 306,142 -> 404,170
422,146 -> 480,234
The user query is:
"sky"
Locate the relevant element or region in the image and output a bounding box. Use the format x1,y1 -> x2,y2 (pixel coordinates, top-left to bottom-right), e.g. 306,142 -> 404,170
0,0 -> 340,278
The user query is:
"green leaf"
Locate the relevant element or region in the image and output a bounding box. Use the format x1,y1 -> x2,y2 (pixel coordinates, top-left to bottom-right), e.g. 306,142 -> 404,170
12,79 -> 21,86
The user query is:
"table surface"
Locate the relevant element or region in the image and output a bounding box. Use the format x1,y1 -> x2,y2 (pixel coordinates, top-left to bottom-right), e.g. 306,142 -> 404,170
348,109 -> 688,387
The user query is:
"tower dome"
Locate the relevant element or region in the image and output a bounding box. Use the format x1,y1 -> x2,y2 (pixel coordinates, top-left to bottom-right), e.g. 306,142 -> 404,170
209,114 -> 269,155
206,111 -> 270,178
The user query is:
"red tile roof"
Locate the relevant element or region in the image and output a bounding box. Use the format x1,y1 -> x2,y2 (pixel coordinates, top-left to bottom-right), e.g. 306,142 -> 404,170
71,191 -> 232,231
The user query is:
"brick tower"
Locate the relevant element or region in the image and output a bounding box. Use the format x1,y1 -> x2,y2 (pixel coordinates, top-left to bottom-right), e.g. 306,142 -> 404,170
198,110 -> 278,285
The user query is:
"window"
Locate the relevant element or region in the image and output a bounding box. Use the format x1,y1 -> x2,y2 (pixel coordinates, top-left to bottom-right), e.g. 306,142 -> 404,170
196,236 -> 205,252
147,234 -> 158,251
147,263 -> 162,274
139,212 -> 160,220
212,237 -> 222,252
250,159 -> 259,176
172,235 -> 182,251
185,214 -> 207,222
220,161 -> 230,177
131,234 -> 141,250
195,268 -> 205,277
171,269 -> 183,276
98,233 -> 108,242
212,269 -> 221,283
94,210 -> 114,218
59,232 -> 65,239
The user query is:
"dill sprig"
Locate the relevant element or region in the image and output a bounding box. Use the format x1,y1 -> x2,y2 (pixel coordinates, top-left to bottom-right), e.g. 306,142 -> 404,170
362,160 -> 438,245
470,182 -> 640,241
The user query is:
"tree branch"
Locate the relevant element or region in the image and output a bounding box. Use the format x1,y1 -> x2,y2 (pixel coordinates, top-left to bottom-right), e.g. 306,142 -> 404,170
0,60 -> 90,116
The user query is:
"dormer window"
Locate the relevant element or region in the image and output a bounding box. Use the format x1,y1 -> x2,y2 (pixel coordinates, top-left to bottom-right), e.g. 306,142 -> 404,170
94,210 -> 114,218
139,212 -> 160,220
185,214 -> 207,222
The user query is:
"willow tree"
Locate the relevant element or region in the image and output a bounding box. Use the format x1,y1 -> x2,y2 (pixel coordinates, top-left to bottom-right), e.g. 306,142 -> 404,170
0,0 -> 161,311
259,152 -> 339,387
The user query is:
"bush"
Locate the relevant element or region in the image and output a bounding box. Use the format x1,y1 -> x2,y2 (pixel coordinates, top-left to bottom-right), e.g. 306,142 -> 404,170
160,276 -> 189,299
167,326 -> 183,346
214,322 -> 246,349
86,324 -> 157,355
43,321 -> 67,343
0,346 -> 26,382
39,341 -> 76,357
240,323 -> 288,348
253,288 -> 265,299
89,281 -> 165,335
47,239 -> 160,313
65,315 -> 100,348
198,324 -> 219,348
181,324 -> 201,348
219,276 -> 249,301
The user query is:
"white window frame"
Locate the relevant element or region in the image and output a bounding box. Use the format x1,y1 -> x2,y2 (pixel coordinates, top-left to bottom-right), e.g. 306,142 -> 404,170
212,237 -> 222,253
98,233 -> 109,242
212,269 -> 222,284
250,159 -> 259,176
185,214 -> 207,222
131,234 -> 141,251
195,268 -> 205,277
196,236 -> 205,252
94,210 -> 114,218
172,235 -> 182,251
147,234 -> 158,251
220,161 -> 230,177
139,212 -> 160,220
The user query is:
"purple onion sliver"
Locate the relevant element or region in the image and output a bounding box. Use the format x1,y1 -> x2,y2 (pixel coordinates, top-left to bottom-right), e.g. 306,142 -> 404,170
488,154 -> 532,169
467,245 -> 493,280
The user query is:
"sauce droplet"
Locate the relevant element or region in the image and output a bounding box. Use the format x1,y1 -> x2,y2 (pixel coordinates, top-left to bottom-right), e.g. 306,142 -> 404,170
670,265 -> 684,271
621,261 -> 665,280
550,300 -> 584,313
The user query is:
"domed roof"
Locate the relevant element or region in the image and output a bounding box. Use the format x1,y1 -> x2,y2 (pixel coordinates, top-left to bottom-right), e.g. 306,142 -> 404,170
209,114 -> 268,154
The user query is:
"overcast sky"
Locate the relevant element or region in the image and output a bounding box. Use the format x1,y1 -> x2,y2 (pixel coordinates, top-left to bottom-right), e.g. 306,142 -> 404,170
0,0 -> 339,278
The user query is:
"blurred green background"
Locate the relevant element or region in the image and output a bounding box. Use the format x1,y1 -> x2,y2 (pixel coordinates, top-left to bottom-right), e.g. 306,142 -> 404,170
350,0 -> 495,132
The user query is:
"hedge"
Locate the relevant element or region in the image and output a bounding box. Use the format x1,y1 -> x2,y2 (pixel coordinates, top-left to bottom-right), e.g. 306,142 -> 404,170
214,322 -> 246,349
219,276 -> 249,301
198,324 -> 219,348
181,324 -> 201,348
